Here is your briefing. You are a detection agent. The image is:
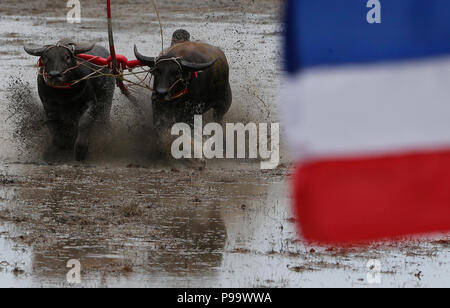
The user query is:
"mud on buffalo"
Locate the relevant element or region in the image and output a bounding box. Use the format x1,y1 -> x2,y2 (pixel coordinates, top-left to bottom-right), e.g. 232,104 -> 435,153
134,35 -> 232,131
23,29 -> 232,162
24,38 -> 115,162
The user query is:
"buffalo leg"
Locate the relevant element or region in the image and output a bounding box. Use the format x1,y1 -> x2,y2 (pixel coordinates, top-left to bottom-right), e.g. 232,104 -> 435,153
213,82 -> 232,122
152,102 -> 178,158
75,102 -> 96,162
44,120 -> 75,162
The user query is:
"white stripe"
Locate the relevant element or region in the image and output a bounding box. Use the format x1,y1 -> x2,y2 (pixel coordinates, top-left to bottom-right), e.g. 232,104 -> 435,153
281,56 -> 450,161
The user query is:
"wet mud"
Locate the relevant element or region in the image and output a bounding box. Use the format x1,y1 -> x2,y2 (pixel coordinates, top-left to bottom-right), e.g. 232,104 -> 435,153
1,0 -> 450,287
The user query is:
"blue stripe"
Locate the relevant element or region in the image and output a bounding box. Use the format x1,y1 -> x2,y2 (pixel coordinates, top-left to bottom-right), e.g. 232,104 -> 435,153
285,0 -> 450,74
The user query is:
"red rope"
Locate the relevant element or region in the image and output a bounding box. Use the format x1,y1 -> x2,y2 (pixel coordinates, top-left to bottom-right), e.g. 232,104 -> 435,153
107,0 -> 137,100
35,2 -> 147,95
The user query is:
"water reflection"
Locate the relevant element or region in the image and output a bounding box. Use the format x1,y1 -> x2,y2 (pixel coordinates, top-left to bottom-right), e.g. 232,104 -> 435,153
0,223 -> 33,288
2,162 -> 450,287
0,163 -> 240,287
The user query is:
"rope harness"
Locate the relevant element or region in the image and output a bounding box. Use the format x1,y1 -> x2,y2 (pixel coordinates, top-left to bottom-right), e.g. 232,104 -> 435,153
38,43 -> 78,89
36,46 -> 198,101
151,57 -> 198,100
37,43 -> 152,92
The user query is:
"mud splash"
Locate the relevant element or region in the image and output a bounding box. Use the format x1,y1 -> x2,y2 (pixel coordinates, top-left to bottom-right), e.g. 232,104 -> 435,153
0,0 -> 450,288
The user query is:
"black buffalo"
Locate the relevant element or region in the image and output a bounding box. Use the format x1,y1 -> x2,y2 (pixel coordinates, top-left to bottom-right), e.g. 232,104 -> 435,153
24,38 -> 115,162
134,39 -> 232,130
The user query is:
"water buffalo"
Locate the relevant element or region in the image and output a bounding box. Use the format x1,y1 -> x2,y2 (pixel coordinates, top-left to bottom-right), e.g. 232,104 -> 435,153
134,40 -> 232,130
24,38 -> 115,162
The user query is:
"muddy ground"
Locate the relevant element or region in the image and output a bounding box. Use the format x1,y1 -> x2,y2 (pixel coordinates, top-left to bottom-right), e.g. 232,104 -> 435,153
0,0 -> 450,288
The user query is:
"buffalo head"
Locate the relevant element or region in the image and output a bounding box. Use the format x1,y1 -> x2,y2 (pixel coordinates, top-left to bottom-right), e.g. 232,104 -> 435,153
24,40 -> 95,87
134,45 -> 217,101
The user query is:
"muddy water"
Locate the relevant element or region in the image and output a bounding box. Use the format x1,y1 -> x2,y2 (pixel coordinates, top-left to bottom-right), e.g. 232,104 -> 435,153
1,0 -> 450,288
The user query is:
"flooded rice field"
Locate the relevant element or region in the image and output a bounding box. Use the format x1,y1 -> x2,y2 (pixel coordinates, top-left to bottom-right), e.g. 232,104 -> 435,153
1,0 -> 450,287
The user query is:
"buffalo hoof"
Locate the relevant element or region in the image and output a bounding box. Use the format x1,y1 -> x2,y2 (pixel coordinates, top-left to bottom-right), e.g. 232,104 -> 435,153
74,142 -> 89,162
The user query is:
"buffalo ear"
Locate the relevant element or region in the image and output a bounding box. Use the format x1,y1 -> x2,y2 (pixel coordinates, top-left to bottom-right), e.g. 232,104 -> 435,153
74,42 -> 96,55
24,45 -> 48,57
134,45 -> 156,67
180,58 -> 217,72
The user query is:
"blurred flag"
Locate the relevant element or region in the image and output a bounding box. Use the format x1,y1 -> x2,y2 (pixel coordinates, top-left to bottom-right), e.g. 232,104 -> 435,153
283,0 -> 450,244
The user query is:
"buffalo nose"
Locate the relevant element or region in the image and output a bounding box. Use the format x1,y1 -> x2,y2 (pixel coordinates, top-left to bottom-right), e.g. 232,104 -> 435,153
156,88 -> 168,96
48,71 -> 62,78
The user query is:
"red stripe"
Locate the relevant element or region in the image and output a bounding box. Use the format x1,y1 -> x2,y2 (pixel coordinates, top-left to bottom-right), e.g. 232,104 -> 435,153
292,149 -> 450,245
107,0 -> 112,19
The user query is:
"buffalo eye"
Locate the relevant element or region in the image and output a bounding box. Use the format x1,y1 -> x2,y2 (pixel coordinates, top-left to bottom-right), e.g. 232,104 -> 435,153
66,55 -> 71,63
